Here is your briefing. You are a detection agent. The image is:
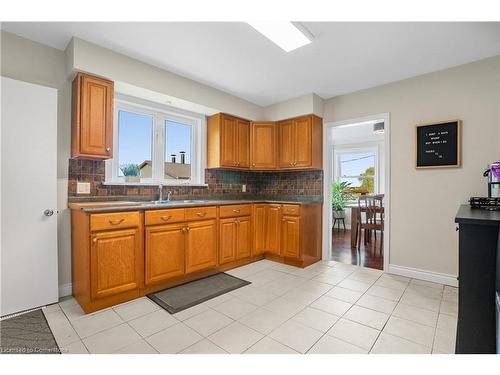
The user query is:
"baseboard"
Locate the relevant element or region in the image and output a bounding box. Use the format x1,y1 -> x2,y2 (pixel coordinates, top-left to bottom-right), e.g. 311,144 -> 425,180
58,283 -> 72,298
388,264 -> 458,287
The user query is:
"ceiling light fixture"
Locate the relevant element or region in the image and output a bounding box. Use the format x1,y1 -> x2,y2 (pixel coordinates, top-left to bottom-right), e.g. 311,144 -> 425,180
248,21 -> 313,52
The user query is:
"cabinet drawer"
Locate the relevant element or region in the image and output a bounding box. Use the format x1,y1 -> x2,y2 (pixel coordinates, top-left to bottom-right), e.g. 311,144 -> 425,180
145,208 -> 185,226
282,204 -> 300,216
185,206 -> 217,221
90,211 -> 140,231
219,204 -> 252,218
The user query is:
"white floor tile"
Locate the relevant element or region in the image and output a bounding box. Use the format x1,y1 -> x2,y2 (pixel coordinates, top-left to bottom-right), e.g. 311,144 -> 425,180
433,329 -> 456,353
172,303 -> 210,321
374,275 -> 409,291
356,294 -> 397,314
61,340 -> 89,354
231,286 -> 279,306
311,273 -> 346,285
43,309 -> 81,347
180,339 -> 228,354
383,316 -> 435,348
184,308 -> 234,336
437,313 -> 458,334
310,296 -> 352,316
146,323 -> 203,353
296,279 -> 333,294
348,271 -> 380,285
400,291 -> 441,312
439,300 -> 458,317
113,297 -> 159,321
281,288 -> 323,305
263,297 -> 308,318
128,309 -> 179,337
115,339 -> 158,354
409,279 -> 444,290
269,320 -> 323,353
366,285 -> 404,302
371,332 -> 430,354
327,318 -> 380,351
292,307 -> 340,332
308,335 -> 367,354
212,297 -> 258,320
71,309 -> 123,339
405,284 -> 443,299
392,303 -> 438,327
343,305 -> 389,330
238,307 -> 291,335
208,322 -> 263,354
83,323 -> 141,354
325,287 -> 363,304
245,337 -> 298,354
203,293 -> 234,308
337,279 -> 372,293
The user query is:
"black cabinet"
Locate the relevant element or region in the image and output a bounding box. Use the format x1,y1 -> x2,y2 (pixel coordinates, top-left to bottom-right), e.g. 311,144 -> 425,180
455,205 -> 500,353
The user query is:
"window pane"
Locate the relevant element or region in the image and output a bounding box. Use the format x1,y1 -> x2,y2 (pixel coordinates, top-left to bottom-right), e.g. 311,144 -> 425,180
340,177 -> 375,193
165,120 -> 192,180
339,152 -> 375,178
118,110 -> 153,177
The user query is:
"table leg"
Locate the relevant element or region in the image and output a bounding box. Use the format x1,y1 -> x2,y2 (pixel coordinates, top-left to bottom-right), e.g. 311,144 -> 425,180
351,207 -> 359,248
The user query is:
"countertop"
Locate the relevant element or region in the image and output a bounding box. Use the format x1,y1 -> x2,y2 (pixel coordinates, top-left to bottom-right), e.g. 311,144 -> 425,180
69,198 -> 322,213
455,204 -> 500,226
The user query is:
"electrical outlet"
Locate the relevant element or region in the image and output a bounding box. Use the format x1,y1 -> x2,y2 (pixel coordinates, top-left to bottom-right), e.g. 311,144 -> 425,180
242,184 -> 247,193
76,181 -> 91,194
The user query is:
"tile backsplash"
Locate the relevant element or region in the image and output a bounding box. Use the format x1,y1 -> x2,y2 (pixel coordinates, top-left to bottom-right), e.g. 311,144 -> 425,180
68,159 -> 323,201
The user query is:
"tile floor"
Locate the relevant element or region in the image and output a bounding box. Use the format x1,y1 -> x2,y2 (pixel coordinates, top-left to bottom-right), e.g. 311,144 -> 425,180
42,260 -> 458,354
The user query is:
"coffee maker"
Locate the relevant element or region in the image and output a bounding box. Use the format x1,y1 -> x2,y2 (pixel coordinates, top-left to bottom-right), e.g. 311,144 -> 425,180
484,162 -> 500,198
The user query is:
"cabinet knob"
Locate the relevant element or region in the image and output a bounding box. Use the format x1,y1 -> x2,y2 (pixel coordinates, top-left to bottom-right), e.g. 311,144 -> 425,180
186,227 -> 190,232
106,147 -> 111,152
92,237 -> 97,243
160,215 -> 172,221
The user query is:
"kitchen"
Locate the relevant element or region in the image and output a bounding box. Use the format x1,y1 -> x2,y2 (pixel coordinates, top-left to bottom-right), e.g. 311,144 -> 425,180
1,14 -> 500,368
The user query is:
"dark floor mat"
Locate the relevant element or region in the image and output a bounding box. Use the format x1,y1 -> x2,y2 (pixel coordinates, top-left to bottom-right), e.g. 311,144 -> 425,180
0,309 -> 60,354
147,273 -> 250,314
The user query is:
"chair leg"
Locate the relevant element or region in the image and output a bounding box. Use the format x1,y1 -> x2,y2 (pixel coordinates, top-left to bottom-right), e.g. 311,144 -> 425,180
333,219 -> 337,232
342,218 -> 346,232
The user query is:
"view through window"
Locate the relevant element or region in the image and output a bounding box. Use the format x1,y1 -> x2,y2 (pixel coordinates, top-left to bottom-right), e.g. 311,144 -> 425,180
338,151 -> 376,193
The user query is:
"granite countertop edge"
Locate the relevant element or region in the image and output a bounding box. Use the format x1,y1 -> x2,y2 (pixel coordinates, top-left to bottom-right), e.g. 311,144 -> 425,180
455,204 -> 500,225
69,198 -> 323,213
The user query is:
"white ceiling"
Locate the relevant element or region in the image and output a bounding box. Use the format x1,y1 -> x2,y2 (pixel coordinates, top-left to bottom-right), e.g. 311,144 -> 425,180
332,121 -> 385,145
2,22 -> 500,106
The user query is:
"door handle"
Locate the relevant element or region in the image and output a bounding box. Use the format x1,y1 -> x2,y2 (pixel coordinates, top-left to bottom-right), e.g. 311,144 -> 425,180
44,209 -> 54,217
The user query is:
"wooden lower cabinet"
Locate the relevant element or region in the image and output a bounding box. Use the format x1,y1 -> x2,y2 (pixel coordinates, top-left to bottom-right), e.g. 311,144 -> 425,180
281,216 -> 300,259
253,204 -> 267,255
236,216 -> 251,259
219,217 -> 237,264
266,204 -> 282,255
185,219 -> 218,274
145,223 -> 185,286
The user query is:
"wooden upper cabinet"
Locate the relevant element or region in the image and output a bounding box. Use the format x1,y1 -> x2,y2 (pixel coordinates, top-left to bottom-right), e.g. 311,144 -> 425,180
145,224 -> 185,286
278,115 -> 322,170
90,227 -> 142,300
207,113 -> 250,169
72,73 -> 113,159
250,122 -> 277,170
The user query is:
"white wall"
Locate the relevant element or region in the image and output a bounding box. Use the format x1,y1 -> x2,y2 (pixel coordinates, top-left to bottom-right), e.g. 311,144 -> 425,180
263,93 -> 324,120
324,55 -> 500,278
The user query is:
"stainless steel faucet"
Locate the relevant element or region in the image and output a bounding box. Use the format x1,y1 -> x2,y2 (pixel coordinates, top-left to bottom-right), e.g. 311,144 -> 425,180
158,184 -> 163,201
167,191 -> 173,201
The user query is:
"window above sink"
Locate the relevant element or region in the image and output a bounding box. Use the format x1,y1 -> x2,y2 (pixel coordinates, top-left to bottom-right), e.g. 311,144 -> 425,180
105,95 -> 207,186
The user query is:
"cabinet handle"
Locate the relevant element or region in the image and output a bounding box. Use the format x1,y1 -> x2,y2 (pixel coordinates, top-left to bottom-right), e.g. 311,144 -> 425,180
106,147 -> 111,152
182,227 -> 187,233
282,218 -> 286,222
92,237 -> 97,243
108,218 -> 124,225
233,209 -> 240,213
235,219 -> 240,225
160,215 -> 172,221
196,212 -> 206,217
186,227 -> 190,232
252,163 -> 256,167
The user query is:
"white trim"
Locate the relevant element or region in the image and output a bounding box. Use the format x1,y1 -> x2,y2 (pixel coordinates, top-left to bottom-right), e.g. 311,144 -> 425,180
388,264 -> 458,287
323,113 -> 391,272
58,283 -> 73,298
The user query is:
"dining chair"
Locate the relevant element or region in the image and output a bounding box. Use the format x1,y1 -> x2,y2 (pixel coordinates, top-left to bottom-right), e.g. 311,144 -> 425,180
357,194 -> 384,254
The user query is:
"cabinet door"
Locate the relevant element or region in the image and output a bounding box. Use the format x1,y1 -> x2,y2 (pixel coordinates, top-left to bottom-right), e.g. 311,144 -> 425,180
266,205 -> 282,255
237,119 -> 250,168
145,224 -> 185,286
185,219 -> 218,273
90,228 -> 141,300
220,115 -> 238,167
236,216 -> 252,259
251,122 -> 276,169
294,116 -> 312,168
77,74 -> 113,158
281,216 -> 300,259
219,218 -> 237,265
253,204 -> 267,255
278,119 -> 295,168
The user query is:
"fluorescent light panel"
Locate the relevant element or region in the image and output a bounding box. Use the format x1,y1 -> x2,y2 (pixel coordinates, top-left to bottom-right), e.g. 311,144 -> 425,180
248,21 -> 312,52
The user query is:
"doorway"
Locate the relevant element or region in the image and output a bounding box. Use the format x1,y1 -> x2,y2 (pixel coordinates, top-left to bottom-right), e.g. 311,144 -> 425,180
322,113 -> 390,271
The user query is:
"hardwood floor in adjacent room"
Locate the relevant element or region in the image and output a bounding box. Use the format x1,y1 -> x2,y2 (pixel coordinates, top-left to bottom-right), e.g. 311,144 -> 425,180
332,229 -> 383,270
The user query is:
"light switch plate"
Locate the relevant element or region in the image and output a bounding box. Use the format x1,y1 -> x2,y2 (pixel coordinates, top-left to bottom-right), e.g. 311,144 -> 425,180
242,184 -> 247,193
76,181 -> 91,194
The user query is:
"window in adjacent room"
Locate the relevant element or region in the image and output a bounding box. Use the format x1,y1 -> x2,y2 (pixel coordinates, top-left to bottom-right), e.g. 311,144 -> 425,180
334,148 -> 378,194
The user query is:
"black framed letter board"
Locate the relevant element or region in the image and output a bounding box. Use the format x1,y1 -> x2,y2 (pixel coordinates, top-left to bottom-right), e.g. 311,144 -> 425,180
415,120 -> 461,169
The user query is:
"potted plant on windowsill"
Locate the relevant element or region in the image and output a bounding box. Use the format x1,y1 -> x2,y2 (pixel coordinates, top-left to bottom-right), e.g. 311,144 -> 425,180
121,164 -> 140,183
332,181 -> 354,219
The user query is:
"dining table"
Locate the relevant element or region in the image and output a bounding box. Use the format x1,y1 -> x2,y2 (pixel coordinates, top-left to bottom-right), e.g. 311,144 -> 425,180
347,203 -> 385,248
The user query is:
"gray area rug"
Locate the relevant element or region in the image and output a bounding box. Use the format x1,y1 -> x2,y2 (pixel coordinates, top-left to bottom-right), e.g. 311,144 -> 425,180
0,309 -> 60,354
148,273 -> 250,314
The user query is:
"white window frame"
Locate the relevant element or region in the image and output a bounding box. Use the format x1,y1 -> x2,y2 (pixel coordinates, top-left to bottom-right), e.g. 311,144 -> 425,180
105,96 -> 206,186
333,145 -> 379,195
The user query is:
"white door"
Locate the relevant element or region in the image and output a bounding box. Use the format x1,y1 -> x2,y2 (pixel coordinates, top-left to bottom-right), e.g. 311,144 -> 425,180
1,77 -> 58,316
